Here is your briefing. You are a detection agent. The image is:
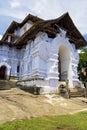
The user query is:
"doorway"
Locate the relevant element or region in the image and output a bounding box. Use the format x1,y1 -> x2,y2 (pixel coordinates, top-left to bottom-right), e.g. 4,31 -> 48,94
58,45 -> 70,81
0,66 -> 7,80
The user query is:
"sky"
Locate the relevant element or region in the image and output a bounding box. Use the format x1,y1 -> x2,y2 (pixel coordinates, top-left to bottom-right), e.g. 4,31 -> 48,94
0,0 -> 87,40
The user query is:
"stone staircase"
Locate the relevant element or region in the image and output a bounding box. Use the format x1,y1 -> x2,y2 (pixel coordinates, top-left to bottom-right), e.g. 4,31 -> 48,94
0,80 -> 16,90
69,87 -> 85,98
58,81 -> 85,98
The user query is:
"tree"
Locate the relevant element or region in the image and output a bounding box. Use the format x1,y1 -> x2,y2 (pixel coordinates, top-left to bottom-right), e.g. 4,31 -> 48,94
78,47 -> 87,81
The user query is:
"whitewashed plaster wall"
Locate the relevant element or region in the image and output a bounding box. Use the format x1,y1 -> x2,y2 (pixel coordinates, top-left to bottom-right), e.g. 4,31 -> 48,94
46,30 -> 79,91
19,21 -> 34,36
0,45 -> 19,78
19,39 -> 40,79
14,21 -> 34,38
19,30 -> 79,93
0,28 -> 79,93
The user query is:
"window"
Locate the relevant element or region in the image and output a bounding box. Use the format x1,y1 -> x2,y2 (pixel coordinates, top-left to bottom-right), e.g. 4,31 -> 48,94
17,65 -> 20,73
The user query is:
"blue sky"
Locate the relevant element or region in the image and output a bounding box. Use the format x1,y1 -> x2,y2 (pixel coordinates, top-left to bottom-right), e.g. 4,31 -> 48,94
0,0 -> 87,40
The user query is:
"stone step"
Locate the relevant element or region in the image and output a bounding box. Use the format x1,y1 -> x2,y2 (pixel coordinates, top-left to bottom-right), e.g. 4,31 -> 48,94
0,80 -> 16,90
69,88 -> 85,97
58,82 -> 85,98
70,94 -> 85,97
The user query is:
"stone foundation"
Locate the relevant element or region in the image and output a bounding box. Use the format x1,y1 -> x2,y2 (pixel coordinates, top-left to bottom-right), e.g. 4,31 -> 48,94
9,76 -> 18,81
16,78 -> 58,94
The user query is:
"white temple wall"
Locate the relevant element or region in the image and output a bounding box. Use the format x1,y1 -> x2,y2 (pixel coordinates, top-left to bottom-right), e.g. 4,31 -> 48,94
20,21 -> 34,36
14,21 -> 33,37
0,30 -> 79,93
27,31 -> 79,93
46,30 -> 79,90
19,39 -> 40,79
0,45 -> 19,79
19,32 -> 50,81
18,31 -> 79,93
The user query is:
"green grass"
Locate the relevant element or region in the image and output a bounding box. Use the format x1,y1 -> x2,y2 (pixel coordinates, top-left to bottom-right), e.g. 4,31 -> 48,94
0,111 -> 87,130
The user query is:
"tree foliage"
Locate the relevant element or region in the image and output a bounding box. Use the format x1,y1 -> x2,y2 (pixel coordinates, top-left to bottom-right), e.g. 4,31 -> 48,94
79,48 -> 87,66
78,47 -> 87,81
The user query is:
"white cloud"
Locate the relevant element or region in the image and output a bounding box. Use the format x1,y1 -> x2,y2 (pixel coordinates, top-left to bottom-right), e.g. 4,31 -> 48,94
10,0 -> 20,8
0,0 -> 87,35
31,0 -> 87,35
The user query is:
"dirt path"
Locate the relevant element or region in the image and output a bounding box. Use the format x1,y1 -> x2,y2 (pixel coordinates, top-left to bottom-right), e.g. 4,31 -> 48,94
0,88 -> 87,124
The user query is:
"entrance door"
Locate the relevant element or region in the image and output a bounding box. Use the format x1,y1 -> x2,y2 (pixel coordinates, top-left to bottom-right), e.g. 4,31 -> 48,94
0,66 -> 7,80
58,45 -> 70,81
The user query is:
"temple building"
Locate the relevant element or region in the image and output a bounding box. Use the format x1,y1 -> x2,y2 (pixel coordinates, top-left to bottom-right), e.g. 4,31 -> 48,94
0,12 -> 86,93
